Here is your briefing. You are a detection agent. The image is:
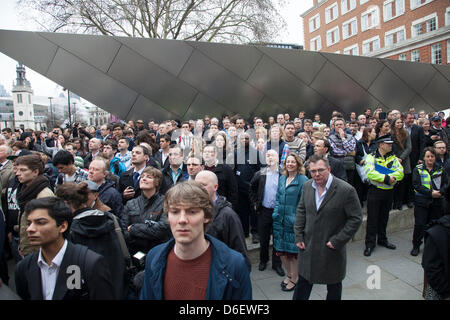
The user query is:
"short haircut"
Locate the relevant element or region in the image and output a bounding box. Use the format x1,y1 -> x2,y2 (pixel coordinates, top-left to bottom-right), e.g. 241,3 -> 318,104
160,134 -> 171,142
118,136 -> 130,144
24,197 -> 73,239
112,123 -> 123,130
284,121 -> 295,128
52,150 -> 75,166
304,119 -> 313,125
316,138 -> 331,153
163,181 -> 213,229
104,139 -> 118,151
186,154 -> 204,166
15,153 -> 44,174
2,128 -> 12,134
334,118 -> 345,125
169,144 -> 183,155
133,144 -> 151,157
422,147 -> 436,159
307,154 -> 330,168
141,166 -> 163,191
434,140 -> 446,147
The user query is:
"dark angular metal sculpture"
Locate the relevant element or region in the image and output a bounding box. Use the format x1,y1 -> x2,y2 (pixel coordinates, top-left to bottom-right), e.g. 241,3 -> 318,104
0,29 -> 448,122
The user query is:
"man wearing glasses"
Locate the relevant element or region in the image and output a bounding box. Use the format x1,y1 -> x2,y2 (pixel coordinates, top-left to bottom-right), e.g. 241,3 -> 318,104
186,155 -> 204,180
294,154 -> 362,300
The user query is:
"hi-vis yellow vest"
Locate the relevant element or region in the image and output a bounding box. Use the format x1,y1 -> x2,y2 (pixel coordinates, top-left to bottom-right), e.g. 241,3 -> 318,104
414,164 -> 443,195
364,152 -> 404,190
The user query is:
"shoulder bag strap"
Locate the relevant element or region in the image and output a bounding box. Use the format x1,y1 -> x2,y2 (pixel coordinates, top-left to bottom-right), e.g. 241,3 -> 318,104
110,213 -> 132,262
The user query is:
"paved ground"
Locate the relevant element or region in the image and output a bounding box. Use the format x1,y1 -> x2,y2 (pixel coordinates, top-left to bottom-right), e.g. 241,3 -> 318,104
1,228 -> 424,300
249,228 -> 424,300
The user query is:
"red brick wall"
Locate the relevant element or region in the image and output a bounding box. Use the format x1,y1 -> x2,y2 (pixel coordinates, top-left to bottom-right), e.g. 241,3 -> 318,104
303,0 -> 449,57
387,39 -> 449,64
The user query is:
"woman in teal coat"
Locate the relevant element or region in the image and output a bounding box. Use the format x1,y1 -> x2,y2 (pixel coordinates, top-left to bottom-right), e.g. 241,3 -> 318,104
273,153 -> 308,292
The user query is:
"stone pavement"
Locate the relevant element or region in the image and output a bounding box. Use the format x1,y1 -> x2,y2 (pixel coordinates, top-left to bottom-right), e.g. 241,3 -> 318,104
249,228 -> 424,300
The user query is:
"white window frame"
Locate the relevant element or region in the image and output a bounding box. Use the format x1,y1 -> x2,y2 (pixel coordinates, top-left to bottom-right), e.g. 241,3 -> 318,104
398,53 -> 407,61
411,49 -> 420,62
361,6 -> 380,32
326,26 -> 340,47
334,50 -> 341,54
325,2 -> 339,24
344,44 -> 359,56
342,17 -> 358,40
448,40 -> 450,64
310,35 -> 322,51
383,0 -> 405,22
309,13 -> 321,32
341,0 -> 357,16
362,35 -> 381,54
360,0 -> 370,4
410,0 -> 434,11
445,7 -> 450,26
384,26 -> 406,47
431,43 -> 442,64
411,13 -> 438,38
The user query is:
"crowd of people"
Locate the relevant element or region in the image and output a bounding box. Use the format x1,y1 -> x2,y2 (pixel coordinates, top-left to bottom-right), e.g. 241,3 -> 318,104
0,105 -> 449,300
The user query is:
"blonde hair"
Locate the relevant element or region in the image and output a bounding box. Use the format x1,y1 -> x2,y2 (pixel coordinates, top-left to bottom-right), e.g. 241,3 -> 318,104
281,153 -> 305,176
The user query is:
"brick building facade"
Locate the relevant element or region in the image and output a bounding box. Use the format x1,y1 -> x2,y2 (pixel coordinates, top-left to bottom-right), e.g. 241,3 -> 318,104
301,0 -> 449,65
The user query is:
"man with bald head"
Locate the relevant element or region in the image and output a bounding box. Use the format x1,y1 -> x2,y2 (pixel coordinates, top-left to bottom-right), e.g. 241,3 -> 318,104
84,138 -> 103,169
195,170 -> 251,271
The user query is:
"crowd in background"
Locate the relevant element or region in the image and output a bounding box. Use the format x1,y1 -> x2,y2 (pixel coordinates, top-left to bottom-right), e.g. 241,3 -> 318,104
0,104 -> 449,300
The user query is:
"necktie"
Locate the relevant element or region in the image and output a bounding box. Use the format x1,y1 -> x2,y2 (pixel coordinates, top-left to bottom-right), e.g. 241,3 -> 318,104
133,171 -> 140,187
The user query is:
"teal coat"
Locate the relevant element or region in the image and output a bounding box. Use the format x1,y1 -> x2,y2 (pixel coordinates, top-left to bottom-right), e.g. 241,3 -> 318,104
272,174 -> 308,254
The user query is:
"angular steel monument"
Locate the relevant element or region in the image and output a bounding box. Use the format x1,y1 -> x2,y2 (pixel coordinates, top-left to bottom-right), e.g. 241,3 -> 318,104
0,29 -> 448,122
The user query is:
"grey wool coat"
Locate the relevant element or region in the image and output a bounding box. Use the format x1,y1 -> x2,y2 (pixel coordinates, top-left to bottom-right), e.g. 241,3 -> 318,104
294,175 -> 362,284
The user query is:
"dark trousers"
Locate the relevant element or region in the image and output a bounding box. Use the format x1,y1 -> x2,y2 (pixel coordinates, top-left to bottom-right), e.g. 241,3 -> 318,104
412,200 -> 443,248
354,172 -> 368,207
258,206 -> 281,268
393,174 -> 410,207
404,173 -> 414,204
346,169 -> 356,188
236,192 -> 257,237
293,275 -> 342,300
365,187 -> 394,248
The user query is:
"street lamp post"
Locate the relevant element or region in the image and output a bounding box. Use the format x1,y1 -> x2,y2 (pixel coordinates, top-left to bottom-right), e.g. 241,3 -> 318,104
48,97 -> 54,128
72,102 -> 77,123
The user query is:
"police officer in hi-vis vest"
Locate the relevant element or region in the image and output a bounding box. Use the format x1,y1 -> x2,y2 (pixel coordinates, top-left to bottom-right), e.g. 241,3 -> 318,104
363,135 -> 404,257
410,147 -> 448,256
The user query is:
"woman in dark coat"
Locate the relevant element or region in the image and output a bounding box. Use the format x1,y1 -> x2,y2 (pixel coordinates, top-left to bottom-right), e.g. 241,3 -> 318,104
272,154 -> 308,292
121,166 -> 171,255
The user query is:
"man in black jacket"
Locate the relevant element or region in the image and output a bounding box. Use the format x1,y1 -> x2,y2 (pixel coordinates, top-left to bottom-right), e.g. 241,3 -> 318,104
15,197 -> 115,300
88,159 -> 124,224
118,145 -> 150,204
159,145 -> 189,195
249,150 -> 284,276
234,132 -> 261,243
203,145 -> 239,211
308,139 -> 347,181
195,170 -> 251,271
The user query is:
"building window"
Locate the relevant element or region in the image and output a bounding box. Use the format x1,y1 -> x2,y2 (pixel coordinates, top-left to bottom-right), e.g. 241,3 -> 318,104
385,27 -> 406,47
383,0 -> 405,22
398,53 -> 407,61
310,36 -> 322,51
344,44 -> 359,56
28,94 -> 31,104
325,3 -> 339,24
411,50 -> 420,62
361,6 -> 380,32
309,14 -> 321,32
362,37 -> 380,54
18,111 -> 23,116
431,43 -> 442,64
360,0 -> 369,4
17,94 -> 22,103
412,14 -> 437,37
446,7 -> 450,26
326,27 -> 340,47
343,17 -> 358,39
341,0 -> 356,15
410,0 -> 434,10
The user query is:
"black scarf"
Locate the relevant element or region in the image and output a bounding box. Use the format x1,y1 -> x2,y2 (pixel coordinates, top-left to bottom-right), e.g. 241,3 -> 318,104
17,175 -> 51,212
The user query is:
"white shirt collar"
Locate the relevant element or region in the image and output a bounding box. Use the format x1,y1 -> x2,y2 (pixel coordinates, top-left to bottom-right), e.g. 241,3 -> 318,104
0,160 -> 8,168
133,166 -> 145,175
312,173 -> 334,191
37,239 -> 68,269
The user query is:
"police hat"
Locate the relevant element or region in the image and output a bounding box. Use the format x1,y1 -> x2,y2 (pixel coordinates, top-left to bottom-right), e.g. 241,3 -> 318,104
377,134 -> 394,144
430,116 -> 441,122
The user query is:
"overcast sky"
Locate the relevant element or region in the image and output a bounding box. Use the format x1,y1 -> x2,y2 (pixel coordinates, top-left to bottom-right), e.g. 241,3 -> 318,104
0,0 -> 314,98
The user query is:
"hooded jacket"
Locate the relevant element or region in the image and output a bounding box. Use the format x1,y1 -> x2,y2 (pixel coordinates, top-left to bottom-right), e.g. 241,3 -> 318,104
422,215 -> 450,299
70,208 -> 127,300
140,235 -> 252,300
206,195 -> 251,271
